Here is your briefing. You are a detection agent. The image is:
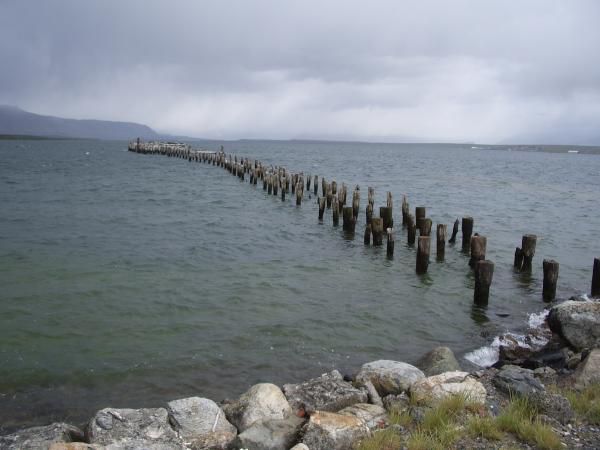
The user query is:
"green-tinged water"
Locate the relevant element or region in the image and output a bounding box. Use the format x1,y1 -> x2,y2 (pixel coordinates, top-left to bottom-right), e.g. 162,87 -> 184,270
0,139 -> 598,432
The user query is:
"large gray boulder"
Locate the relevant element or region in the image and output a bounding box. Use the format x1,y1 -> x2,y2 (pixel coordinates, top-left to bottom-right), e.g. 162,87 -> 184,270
354,360 -> 425,396
547,300 -> 600,351
300,411 -> 369,450
222,383 -> 291,432
166,397 -> 236,449
572,348 -> 600,389
232,415 -> 304,450
283,370 -> 367,414
493,366 -> 545,397
87,407 -> 183,449
410,371 -> 487,404
0,423 -> 85,450
416,346 -> 461,376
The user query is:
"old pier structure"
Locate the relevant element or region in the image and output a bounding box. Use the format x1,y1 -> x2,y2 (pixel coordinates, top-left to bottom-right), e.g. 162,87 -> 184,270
129,139 -> 598,304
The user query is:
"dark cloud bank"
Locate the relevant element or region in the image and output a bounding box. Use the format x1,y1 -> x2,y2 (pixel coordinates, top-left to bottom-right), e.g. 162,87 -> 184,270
1,0 -> 599,144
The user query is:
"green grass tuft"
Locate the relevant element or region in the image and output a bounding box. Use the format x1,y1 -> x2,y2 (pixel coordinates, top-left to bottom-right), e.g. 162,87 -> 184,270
562,382 -> 600,425
467,415 -> 503,440
355,427 -> 402,450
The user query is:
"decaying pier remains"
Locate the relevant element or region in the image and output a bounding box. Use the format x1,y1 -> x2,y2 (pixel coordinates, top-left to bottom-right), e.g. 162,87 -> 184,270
129,139 -> 599,304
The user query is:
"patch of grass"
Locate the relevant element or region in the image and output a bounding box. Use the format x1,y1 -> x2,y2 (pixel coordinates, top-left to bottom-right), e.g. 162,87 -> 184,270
407,430 -> 445,450
355,427 -> 402,450
467,416 -> 503,440
561,382 -> 600,425
388,407 -> 413,428
496,396 -> 562,450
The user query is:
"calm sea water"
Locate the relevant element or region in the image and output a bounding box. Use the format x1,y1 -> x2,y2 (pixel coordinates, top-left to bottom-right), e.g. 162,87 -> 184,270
1,139 -> 599,432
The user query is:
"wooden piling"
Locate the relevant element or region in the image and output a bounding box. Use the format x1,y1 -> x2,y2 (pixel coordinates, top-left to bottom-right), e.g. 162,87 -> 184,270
318,197 -> 326,220
469,235 -> 487,267
543,259 -> 559,301
387,192 -> 393,209
314,175 -> 318,195
272,175 -> 278,196
332,195 -> 339,226
449,218 -> 459,244
342,206 -> 356,232
371,217 -> 383,245
380,206 -> 393,231
421,218 -> 432,237
415,207 -> 426,232
307,175 -> 311,192
474,260 -> 495,305
364,224 -> 371,245
437,224 -> 447,259
332,181 -> 337,195
322,178 -> 327,197
387,228 -> 395,257
366,204 -> 373,225
407,214 -> 416,245
281,184 -> 285,201
514,248 -> 524,269
461,217 -> 474,252
352,186 -> 360,219
401,196 -> 409,227
592,258 -> 600,297
368,187 -> 374,209
416,236 -> 431,274
520,234 -> 537,272
326,184 -> 333,209
296,182 -> 303,206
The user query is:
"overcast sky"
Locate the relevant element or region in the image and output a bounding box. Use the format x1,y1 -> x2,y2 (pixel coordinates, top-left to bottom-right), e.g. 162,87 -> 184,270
1,0 -> 599,144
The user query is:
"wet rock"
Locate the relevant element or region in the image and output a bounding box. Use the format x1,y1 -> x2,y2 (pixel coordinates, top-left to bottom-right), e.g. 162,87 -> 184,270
223,383 -> 291,432
493,365 -> 545,397
87,407 -> 183,449
410,371 -> 487,404
0,423 -> 85,450
533,366 -> 557,385
416,346 -> 461,376
167,396 -> 236,449
283,370 -> 367,414
354,360 -> 425,396
358,379 -> 383,407
289,444 -> 309,450
572,348 -> 600,389
301,411 -> 369,450
232,415 -> 304,450
339,403 -> 388,430
548,300 -> 600,351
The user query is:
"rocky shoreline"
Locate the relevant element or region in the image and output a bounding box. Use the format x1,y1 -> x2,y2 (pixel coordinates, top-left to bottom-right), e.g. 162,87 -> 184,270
1,298 -> 599,450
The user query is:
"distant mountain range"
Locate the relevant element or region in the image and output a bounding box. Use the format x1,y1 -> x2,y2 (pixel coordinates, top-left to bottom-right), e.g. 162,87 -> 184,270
0,105 -> 158,140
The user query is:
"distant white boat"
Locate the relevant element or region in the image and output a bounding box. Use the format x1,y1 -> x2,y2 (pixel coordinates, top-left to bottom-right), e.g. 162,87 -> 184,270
568,150 -> 579,153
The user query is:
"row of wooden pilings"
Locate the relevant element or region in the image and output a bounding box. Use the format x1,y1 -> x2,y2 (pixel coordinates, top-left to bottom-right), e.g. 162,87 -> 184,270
128,140 -> 600,306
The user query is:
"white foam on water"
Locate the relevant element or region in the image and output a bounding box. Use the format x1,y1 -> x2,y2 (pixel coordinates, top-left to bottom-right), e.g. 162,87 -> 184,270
465,309 -> 552,368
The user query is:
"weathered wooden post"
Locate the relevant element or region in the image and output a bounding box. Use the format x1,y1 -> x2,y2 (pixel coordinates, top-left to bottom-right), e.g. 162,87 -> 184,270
543,259 -> 559,301
281,183 -> 285,201
296,182 -> 303,206
474,260 -> 495,305
416,236 -> 431,274
437,224 -> 447,259
592,258 -> 600,297
469,235 -> 487,267
322,178 -> 327,197
514,248 -> 524,269
331,181 -> 337,195
307,175 -> 311,192
386,228 -> 394,257
332,195 -> 339,226
415,207 -> 426,232
326,184 -> 333,209
421,218 -> 432,237
366,204 -> 373,225
387,192 -> 393,209
272,175 -> 278,196
263,175 -> 268,191
461,217 -> 474,252
520,234 -> 537,272
368,187 -> 374,208
371,217 -> 383,245
380,207 -> 393,231
318,197 -> 326,221
407,214 -> 416,245
352,186 -> 360,219
314,175 -> 319,195
401,196 -> 409,227
267,176 -> 273,195
364,224 -> 372,245
448,219 -> 459,244
342,206 -> 356,232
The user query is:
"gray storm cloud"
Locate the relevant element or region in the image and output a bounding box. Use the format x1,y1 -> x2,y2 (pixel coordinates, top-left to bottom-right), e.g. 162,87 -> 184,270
1,0 -> 599,143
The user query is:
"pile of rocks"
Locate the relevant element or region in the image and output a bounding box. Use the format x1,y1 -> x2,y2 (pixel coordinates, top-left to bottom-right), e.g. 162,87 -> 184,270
1,298 -> 598,450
